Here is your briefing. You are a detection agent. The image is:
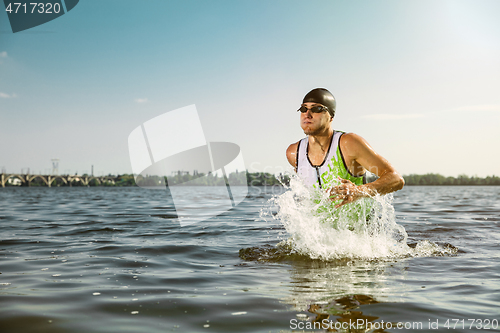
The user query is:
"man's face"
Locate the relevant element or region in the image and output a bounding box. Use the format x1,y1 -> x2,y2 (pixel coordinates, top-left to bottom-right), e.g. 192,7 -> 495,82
300,102 -> 332,135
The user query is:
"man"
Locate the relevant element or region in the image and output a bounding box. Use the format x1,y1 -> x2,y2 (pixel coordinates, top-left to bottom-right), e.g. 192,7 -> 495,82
286,88 -> 404,208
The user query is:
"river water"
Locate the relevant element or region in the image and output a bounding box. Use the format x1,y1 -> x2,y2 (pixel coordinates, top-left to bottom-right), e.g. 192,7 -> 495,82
1,185 -> 499,332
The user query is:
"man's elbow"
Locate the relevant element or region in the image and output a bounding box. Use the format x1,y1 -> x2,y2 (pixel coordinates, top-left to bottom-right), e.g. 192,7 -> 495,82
394,173 -> 405,191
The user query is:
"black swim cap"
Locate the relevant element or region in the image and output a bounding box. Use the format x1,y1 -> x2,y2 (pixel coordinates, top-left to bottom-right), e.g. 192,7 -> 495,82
302,88 -> 336,118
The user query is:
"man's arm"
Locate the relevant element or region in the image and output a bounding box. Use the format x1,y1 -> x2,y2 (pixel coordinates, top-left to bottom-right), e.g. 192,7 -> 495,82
330,133 -> 404,207
286,142 -> 299,171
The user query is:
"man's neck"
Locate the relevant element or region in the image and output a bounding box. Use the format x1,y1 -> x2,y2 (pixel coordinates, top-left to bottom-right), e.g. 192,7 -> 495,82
308,127 -> 334,152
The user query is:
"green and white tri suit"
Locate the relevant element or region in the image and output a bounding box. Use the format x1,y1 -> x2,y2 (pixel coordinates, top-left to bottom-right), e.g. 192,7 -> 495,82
296,131 -> 373,229
296,131 -> 365,189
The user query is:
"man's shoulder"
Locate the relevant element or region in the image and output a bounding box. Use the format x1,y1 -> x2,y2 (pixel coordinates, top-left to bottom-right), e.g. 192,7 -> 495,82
340,132 -> 362,143
287,141 -> 299,149
286,141 -> 300,157
286,141 -> 301,168
339,132 -> 370,155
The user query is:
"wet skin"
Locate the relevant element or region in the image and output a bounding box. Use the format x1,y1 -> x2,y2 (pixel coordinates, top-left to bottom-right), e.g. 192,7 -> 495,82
286,102 -> 404,207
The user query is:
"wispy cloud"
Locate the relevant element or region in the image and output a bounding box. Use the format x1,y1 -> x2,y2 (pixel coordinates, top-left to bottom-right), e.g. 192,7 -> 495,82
360,113 -> 425,120
0,51 -> 7,64
452,105 -> 500,112
134,98 -> 148,103
361,105 -> 500,121
0,92 -> 17,98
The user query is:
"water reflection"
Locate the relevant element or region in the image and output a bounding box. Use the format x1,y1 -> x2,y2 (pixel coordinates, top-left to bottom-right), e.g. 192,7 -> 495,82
284,259 -> 410,332
304,295 -> 384,332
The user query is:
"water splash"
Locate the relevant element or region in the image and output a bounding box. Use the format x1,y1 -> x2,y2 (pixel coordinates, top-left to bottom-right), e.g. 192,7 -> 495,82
258,174 -> 457,261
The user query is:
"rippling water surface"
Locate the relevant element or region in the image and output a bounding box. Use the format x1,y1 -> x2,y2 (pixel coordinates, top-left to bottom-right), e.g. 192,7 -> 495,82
1,186 -> 499,332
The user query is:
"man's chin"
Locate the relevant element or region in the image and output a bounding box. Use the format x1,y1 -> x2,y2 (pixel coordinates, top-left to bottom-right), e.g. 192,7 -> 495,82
301,126 -> 313,135
302,128 -> 316,136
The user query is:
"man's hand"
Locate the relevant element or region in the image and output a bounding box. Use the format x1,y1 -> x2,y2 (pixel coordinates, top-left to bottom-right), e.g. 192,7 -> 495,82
328,178 -> 373,208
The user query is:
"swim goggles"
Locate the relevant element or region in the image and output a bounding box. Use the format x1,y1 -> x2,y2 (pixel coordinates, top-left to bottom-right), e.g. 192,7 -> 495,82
297,105 -> 329,114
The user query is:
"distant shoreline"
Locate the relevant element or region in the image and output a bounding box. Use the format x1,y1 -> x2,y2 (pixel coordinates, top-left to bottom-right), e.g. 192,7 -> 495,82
2,172 -> 499,187
399,173 -> 500,186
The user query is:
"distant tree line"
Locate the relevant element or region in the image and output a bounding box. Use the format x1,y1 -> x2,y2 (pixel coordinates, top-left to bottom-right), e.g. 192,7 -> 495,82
6,172 -> 497,187
129,171 -> 289,187
111,172 -> 500,187
402,173 -> 500,185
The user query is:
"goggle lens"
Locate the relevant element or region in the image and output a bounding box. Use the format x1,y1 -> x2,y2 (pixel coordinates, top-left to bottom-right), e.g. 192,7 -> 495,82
298,106 -> 327,113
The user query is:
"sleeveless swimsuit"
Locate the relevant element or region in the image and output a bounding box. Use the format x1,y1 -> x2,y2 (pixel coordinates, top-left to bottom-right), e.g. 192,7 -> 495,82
295,131 -> 372,230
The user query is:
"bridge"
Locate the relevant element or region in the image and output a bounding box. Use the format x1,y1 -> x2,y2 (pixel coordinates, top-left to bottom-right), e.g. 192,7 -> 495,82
1,173 -> 118,188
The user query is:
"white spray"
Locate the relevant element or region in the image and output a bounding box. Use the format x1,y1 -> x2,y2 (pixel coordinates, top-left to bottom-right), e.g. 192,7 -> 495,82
263,174 -> 456,260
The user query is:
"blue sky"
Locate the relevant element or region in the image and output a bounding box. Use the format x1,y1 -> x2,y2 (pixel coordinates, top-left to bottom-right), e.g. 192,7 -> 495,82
1,0 -> 499,177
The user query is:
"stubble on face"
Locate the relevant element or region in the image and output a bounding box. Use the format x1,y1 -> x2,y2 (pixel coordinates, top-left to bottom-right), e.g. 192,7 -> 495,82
300,110 -> 332,136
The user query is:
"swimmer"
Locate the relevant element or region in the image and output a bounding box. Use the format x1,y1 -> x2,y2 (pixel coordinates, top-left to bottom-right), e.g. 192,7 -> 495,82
286,88 -> 404,208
